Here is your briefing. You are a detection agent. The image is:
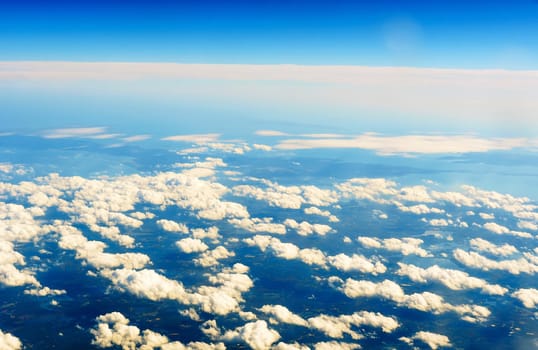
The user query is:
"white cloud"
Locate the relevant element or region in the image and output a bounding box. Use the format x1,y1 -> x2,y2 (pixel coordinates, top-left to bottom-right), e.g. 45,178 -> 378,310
512,288 -> 538,308
396,263 -> 507,295
229,217 -> 287,235
243,236 -> 327,268
0,330 -> 22,350
517,221 -> 538,231
259,305 -> 308,327
122,135 -> 151,142
332,277 -> 490,322
483,222 -> 532,238
221,320 -> 280,350
284,219 -> 332,236
272,342 -> 309,350
479,213 -> 495,220
429,218 -> 450,227
194,246 -> 235,267
314,341 -> 361,350
5,62 -> 538,129
255,130 -> 289,137
400,331 -> 452,349
233,180 -> 338,210
327,253 -> 386,275
252,144 -> 272,151
275,134 -> 529,155
176,238 -> 209,253
469,238 -> 518,257
42,127 -> 107,139
157,219 -> 189,233
304,206 -> 339,222
162,133 -> 221,143
91,312 -> 225,350
453,249 -> 538,275
357,236 -> 431,257
0,163 -> 13,174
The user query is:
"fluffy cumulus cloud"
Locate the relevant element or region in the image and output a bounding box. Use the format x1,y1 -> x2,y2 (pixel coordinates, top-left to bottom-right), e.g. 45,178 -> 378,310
453,249 -> 538,275
244,235 -> 387,272
91,312 -> 225,350
400,331 -> 452,349
259,304 -> 398,340
469,238 -> 518,257
101,263 -> 253,317
157,219 -> 189,233
331,277 -> 490,322
357,236 -> 431,257
512,288 -> 538,308
482,222 -> 532,238
233,179 -> 338,210
0,330 -> 22,350
284,219 -> 332,236
221,320 -> 280,350
396,263 -> 507,295
176,238 -> 209,253
229,217 -> 287,235
259,305 -> 308,327
327,253 -> 386,274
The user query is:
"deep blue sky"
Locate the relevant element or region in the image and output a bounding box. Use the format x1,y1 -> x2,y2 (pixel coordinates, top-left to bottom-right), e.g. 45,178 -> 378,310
1,0 -> 537,68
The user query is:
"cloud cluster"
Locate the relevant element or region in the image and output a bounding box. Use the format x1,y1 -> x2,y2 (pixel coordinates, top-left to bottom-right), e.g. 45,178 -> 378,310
331,277 -> 490,322
244,235 -> 386,273
400,331 -> 452,349
453,249 -> 538,275
396,263 -> 507,295
91,312 -> 225,350
469,238 -> 518,257
233,179 -> 338,210
358,236 -> 431,257
0,330 -> 22,350
512,288 -> 538,308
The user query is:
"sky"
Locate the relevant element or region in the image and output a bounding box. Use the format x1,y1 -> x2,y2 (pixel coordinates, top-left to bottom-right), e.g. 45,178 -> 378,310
1,0 -> 537,69
0,0 -> 537,138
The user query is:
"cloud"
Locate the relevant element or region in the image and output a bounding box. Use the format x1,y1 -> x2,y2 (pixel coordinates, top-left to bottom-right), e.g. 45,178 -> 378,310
283,219 -> 332,236
122,135 -> 151,143
400,331 -> 452,349
331,277 -> 490,322
512,288 -> 538,308
221,320 -> 280,350
0,330 -> 22,350
42,127 -> 108,139
275,133 -> 530,155
91,312 -> 225,350
157,219 -> 189,233
229,217 -> 287,235
313,341 -> 361,350
396,263 -> 507,295
453,249 -> 538,275
469,238 -> 518,257
176,238 -> 209,253
327,253 -> 386,274
259,305 -> 308,327
482,222 -> 532,238
162,134 -> 221,143
3,62 -> 538,129
357,236 -> 431,257
255,130 -> 289,137
307,311 -> 399,339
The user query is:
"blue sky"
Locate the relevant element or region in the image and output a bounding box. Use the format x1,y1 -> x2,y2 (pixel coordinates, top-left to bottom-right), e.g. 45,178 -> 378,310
1,0 -> 537,69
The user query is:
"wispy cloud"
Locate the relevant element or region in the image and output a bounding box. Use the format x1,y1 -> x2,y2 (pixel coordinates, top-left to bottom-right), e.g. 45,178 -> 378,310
122,135 -> 151,143
273,133 -> 532,155
3,62 -> 537,129
161,133 -> 221,143
42,127 -> 108,139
